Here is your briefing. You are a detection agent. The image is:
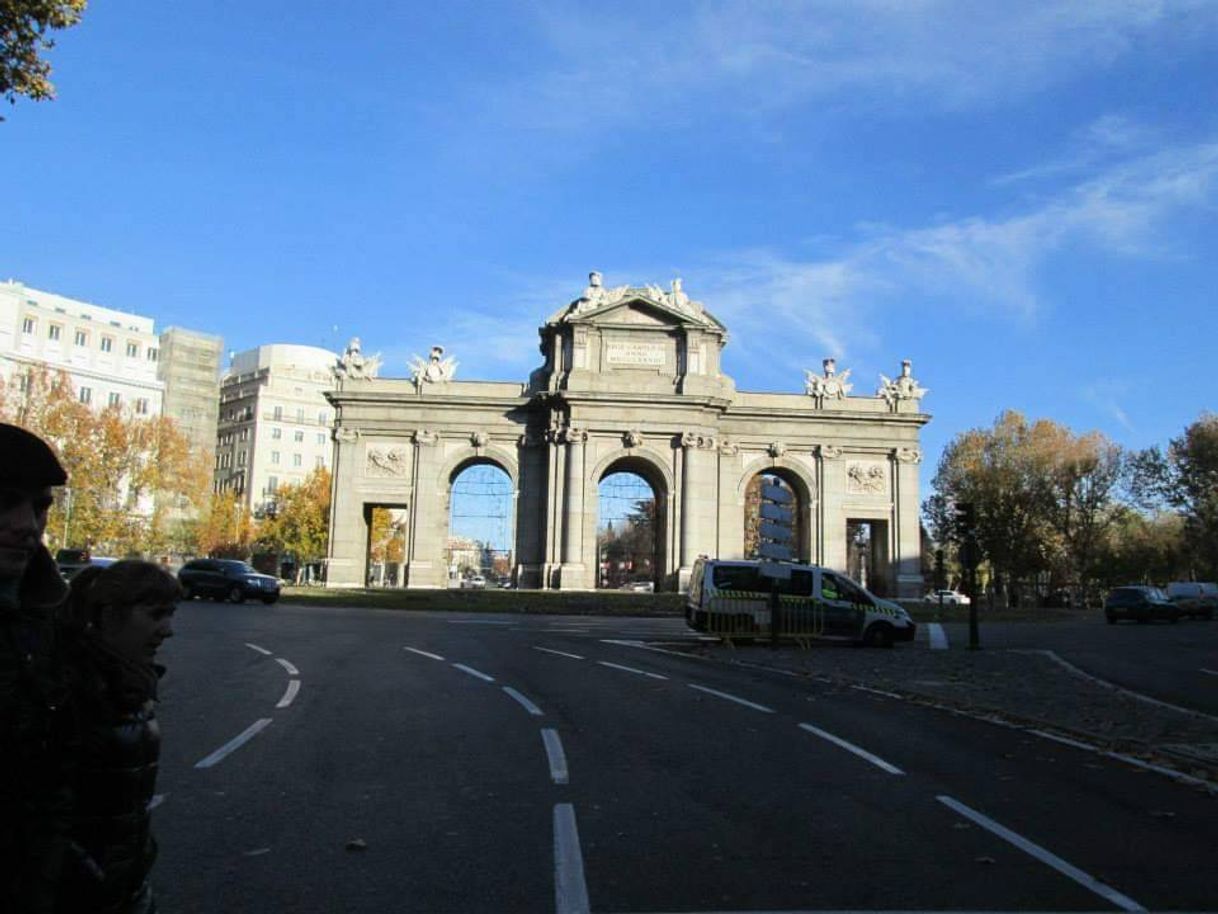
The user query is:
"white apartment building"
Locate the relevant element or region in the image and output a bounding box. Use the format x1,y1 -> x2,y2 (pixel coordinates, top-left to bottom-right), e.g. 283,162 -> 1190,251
0,279 -> 165,417
215,344 -> 337,515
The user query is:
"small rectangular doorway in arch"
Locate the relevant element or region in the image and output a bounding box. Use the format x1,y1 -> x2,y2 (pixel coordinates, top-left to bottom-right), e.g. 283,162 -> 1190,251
846,518 -> 891,596
365,503 -> 409,588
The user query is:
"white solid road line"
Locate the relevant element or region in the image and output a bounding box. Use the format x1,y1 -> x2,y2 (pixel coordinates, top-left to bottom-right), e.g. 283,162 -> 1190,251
798,722 -> 905,775
1201,668 -> 1218,677
194,718 -> 273,769
534,646 -> 586,661
404,647 -> 445,661
927,622 -> 949,650
936,795 -> 1145,912
446,619 -> 515,625
542,729 -> 570,785
503,686 -> 544,716
453,663 -> 495,683
276,679 -> 301,709
597,660 -> 669,680
687,683 -> 775,714
553,803 -> 590,914
244,642 -> 273,656
275,657 -> 299,676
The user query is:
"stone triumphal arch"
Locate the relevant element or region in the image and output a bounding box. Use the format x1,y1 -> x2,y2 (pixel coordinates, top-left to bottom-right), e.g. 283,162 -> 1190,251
324,274 -> 930,595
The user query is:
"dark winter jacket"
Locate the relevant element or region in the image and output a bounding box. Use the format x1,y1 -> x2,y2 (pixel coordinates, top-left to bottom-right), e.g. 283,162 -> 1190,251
0,545 -> 73,914
57,632 -> 162,914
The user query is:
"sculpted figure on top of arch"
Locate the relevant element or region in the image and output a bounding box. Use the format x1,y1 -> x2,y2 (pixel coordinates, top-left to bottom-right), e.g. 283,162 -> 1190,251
409,345 -> 458,387
878,360 -> 928,407
569,271 -> 704,318
336,337 -> 382,381
805,358 -> 853,401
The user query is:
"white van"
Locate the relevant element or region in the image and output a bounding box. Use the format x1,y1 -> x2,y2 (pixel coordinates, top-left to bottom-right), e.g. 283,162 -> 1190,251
686,558 -> 916,647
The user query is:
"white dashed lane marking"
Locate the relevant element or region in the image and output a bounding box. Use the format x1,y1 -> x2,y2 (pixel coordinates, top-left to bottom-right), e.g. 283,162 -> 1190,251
597,660 -> 668,680
798,722 -> 905,775
503,686 -> 544,716
687,683 -> 774,714
194,718 -> 273,769
404,647 -> 445,661
453,663 -> 495,683
275,657 -> 299,676
542,729 -> 570,785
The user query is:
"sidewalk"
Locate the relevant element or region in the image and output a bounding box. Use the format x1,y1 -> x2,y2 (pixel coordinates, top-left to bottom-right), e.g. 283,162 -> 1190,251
679,630 -> 1218,786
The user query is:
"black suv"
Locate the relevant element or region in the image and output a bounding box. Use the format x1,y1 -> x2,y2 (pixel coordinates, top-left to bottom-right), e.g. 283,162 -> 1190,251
178,559 -> 281,604
1104,585 -> 1180,624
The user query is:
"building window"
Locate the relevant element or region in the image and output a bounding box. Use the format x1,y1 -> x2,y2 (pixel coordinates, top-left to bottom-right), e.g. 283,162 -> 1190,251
273,406 -> 283,421
271,451 -> 280,465
315,455 -> 325,468
101,336 -> 113,353
239,428 -> 249,442
147,348 -> 159,362
107,392 -> 121,407
296,408 -> 304,423
294,430 -> 304,443
22,317 -> 35,334
78,386 -> 91,404
318,410 -> 328,425
75,330 -> 88,346
293,453 -> 302,467
267,476 -> 278,494
237,450 -> 247,467
126,342 -> 139,358
272,427 -> 282,440
49,324 -> 62,341
135,398 -> 149,415
316,433 -> 326,445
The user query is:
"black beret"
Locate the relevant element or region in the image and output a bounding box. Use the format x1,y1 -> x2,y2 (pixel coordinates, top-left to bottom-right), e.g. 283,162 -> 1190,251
0,423 -> 67,488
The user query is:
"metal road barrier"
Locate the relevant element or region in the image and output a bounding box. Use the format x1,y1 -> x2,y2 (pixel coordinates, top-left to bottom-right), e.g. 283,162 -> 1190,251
699,593 -> 828,643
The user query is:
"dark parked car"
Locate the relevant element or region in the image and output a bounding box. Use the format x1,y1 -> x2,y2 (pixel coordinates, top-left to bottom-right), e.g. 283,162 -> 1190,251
1104,585 -> 1180,624
179,558 -> 281,604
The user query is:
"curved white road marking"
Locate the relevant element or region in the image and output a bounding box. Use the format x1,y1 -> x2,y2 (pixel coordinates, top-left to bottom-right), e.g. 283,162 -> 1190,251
597,660 -> 668,680
542,729 -> 569,785
1029,650 -> 1218,723
275,657 -> 299,676
1201,668 -> 1218,677
798,722 -> 905,775
553,803 -> 590,914
937,795 -> 1145,912
453,663 -> 495,683
195,718 -> 273,769
276,679 -> 301,709
244,642 -> 273,656
503,686 -> 544,717
534,646 -> 585,661
404,647 -> 445,661
147,793 -> 166,811
687,683 -> 774,714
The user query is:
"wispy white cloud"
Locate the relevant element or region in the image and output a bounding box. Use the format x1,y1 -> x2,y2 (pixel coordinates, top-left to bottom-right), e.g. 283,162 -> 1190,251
1081,381 -> 1135,431
477,1 -> 1217,135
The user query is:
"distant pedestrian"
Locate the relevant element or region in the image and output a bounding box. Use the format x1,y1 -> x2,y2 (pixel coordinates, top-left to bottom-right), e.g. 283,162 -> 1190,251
59,560 -> 179,914
0,423 -> 73,914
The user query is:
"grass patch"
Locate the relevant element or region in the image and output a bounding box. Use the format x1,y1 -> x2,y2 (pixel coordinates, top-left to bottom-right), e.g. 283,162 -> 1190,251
280,586 -> 685,617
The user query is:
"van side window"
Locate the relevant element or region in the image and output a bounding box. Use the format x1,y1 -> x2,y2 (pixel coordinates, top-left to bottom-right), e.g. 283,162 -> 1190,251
785,569 -> 814,597
713,565 -> 761,591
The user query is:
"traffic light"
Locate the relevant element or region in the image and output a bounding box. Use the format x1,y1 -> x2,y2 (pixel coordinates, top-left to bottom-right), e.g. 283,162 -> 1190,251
953,501 -> 976,541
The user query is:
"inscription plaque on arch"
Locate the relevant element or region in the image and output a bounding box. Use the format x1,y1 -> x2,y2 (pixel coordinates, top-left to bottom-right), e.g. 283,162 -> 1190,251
606,340 -> 667,367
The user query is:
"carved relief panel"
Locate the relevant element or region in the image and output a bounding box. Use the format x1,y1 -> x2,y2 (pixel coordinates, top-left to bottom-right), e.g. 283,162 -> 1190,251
845,460 -> 888,496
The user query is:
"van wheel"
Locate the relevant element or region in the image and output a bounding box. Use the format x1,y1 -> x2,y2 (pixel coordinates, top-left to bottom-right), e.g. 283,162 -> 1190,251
228,585 -> 245,604
864,622 -> 895,648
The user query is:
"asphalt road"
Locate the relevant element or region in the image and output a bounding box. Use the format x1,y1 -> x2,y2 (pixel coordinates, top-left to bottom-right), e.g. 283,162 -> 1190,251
151,601 -> 1217,913
940,614 -> 1218,716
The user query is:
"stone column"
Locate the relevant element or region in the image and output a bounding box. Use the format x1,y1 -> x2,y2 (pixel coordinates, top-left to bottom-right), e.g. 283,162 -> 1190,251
893,447 -> 924,598
324,427 -> 365,587
560,425 -> 587,585
404,428 -> 442,588
817,445 -> 846,570
679,432 -> 698,570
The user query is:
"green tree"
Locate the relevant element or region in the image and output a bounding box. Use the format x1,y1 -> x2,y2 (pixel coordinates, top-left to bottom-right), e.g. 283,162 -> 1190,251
1130,413 -> 1218,578
257,468 -> 332,577
1,0 -> 88,116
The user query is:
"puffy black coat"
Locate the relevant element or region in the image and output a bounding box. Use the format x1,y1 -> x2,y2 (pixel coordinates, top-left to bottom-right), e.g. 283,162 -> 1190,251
57,633 -> 162,914
0,545 -> 72,914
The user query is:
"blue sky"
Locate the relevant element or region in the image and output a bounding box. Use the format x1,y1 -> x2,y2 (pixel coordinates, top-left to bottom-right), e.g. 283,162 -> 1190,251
4,1 -> 1216,527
